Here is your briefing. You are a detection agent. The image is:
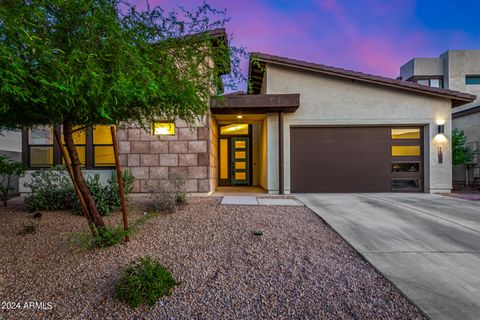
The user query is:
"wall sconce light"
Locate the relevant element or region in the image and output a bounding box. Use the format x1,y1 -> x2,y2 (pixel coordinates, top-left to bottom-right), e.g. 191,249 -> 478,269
236,114 -> 243,119
434,122 -> 447,164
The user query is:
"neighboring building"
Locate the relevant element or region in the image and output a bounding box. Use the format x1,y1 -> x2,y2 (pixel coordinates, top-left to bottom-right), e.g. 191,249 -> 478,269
16,31 -> 476,194
0,129 -> 22,195
400,50 -> 480,185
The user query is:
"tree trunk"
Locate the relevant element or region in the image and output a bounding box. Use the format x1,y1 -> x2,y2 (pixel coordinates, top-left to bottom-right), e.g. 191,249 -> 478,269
63,123 -> 105,230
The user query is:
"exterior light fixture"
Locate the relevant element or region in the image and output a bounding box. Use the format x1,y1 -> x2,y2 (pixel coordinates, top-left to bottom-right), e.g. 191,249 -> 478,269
152,122 -> 175,135
236,115 -> 243,119
433,121 -> 447,164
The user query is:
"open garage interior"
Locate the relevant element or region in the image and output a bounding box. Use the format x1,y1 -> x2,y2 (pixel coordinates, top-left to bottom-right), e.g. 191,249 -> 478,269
290,126 -> 424,193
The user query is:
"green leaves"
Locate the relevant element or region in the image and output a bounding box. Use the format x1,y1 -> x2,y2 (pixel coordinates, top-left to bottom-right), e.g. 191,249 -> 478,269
452,129 -> 477,166
0,0 -> 243,130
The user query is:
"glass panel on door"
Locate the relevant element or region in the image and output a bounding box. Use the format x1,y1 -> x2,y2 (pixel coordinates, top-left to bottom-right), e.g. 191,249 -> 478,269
231,137 -> 249,185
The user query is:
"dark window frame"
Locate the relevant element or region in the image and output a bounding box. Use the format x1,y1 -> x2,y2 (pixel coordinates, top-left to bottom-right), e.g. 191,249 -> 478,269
23,125 -> 115,170
410,76 -> 444,88
466,75 -> 480,85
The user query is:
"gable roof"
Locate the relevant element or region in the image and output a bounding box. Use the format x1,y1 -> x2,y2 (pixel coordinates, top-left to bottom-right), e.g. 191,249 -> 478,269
249,52 -> 475,107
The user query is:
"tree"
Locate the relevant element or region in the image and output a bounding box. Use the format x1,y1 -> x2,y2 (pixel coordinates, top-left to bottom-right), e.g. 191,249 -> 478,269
0,155 -> 25,207
0,1 -> 243,231
452,129 -> 477,186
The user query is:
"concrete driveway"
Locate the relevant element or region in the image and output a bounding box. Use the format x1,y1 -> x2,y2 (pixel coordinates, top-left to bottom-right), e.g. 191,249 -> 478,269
297,193 -> 480,320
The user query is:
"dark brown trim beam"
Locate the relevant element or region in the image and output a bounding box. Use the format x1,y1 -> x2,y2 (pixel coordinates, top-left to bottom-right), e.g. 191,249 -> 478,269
453,105 -> 480,119
210,94 -> 300,114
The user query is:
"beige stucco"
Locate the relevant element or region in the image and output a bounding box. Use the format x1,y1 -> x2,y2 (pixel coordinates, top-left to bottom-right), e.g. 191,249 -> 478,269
263,64 -> 454,193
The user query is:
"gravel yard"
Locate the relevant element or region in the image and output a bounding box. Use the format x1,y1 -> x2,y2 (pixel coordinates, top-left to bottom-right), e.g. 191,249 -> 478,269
0,196 -> 425,320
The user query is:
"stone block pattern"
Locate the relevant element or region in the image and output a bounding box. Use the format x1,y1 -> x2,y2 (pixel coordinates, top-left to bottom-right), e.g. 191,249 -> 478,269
117,117 -> 211,193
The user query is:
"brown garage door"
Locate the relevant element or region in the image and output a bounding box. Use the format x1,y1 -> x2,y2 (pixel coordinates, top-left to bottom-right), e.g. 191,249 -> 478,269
290,127 -> 423,193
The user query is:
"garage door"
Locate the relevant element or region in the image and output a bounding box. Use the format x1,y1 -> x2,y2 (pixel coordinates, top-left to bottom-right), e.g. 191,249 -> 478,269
290,127 -> 423,193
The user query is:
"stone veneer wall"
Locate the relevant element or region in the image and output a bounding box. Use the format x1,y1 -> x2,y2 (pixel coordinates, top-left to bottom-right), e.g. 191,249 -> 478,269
116,117 -> 211,193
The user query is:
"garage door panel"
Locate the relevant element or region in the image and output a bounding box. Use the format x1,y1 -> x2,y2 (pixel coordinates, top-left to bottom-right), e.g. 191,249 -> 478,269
291,127 -> 423,193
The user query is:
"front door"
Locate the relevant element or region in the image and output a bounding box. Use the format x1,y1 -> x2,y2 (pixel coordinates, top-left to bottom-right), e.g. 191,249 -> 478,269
231,137 -> 249,185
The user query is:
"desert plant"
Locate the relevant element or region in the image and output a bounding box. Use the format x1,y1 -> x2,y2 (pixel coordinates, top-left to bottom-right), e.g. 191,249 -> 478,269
0,155 -> 25,207
25,167 -> 134,215
71,170 -> 134,216
24,166 -> 75,212
71,224 -> 131,250
149,173 -> 188,212
116,256 -> 177,308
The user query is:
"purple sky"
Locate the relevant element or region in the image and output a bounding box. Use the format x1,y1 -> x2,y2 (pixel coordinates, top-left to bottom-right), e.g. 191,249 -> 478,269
131,0 -> 480,89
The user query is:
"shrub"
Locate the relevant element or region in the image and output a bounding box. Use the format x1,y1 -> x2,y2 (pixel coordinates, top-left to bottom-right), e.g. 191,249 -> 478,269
24,166 -> 75,212
25,167 -> 134,216
0,155 -> 26,207
149,172 -> 188,212
71,170 -> 134,216
116,256 -> 177,308
71,224 -> 131,250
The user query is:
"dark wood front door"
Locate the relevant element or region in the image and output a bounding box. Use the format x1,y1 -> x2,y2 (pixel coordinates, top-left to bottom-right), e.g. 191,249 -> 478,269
290,126 -> 424,193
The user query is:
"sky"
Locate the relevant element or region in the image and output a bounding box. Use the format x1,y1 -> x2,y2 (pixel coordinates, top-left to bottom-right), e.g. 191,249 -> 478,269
130,0 -> 480,90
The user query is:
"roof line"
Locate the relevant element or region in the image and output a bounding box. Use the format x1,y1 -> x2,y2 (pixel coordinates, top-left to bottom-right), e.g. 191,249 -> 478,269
249,52 -> 476,106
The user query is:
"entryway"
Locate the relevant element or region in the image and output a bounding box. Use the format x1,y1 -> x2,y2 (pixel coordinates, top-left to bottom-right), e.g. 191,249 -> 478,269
218,123 -> 252,186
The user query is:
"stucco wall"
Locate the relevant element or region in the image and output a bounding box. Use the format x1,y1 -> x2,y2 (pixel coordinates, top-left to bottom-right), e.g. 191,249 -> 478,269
400,58 -> 443,80
265,64 -> 453,193
443,50 -> 480,113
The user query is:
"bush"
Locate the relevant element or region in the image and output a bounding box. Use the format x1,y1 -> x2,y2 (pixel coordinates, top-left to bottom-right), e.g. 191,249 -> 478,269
71,170 -> 134,216
24,166 -> 75,212
149,172 -> 188,212
71,224 -> 131,249
0,155 -> 25,207
116,256 -> 177,308
25,167 -> 134,215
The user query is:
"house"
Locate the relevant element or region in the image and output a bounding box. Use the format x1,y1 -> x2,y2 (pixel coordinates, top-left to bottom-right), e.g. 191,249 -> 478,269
18,30 -> 476,194
399,50 -> 480,185
0,129 -> 22,194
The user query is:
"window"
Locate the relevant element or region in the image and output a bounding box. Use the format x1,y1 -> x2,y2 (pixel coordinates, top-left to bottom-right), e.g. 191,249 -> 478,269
220,124 -> 249,135
392,146 -> 421,157
62,126 -> 86,166
391,179 -> 420,190
29,127 -> 54,167
415,78 -> 443,88
152,122 -> 175,135
391,128 -> 421,139
93,126 -> 115,166
25,125 -> 116,168
392,163 -> 420,173
466,75 -> 480,85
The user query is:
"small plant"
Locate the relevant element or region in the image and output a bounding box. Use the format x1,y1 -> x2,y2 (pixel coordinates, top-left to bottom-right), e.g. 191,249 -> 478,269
149,172 -> 188,212
25,167 -> 134,216
116,256 -> 177,308
24,166 -> 75,212
0,155 -> 25,207
71,224 -> 131,250
19,223 -> 37,235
